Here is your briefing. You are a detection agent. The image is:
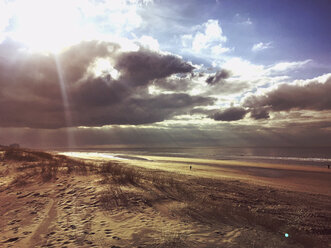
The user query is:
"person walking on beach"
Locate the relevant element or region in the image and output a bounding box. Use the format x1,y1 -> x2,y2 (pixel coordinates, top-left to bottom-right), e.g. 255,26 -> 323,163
190,165 -> 192,170
328,165 -> 330,169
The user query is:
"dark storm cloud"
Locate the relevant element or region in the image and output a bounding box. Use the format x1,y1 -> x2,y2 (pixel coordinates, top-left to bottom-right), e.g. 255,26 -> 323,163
205,69 -> 231,85
115,48 -> 194,86
71,77 -> 128,107
71,93 -> 214,126
244,77 -> 331,112
60,41 -> 120,83
0,39 -> 211,129
0,40 -> 66,128
152,77 -> 192,91
249,107 -> 270,120
203,69 -> 249,95
211,107 -> 247,121
132,93 -> 213,110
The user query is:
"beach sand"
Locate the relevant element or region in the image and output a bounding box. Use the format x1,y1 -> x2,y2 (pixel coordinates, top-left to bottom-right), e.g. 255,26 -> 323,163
1,149 -> 330,247
63,152 -> 331,196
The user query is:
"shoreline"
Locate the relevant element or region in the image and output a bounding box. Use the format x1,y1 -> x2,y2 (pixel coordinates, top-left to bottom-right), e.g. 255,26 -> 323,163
61,152 -> 331,196
53,146 -> 331,166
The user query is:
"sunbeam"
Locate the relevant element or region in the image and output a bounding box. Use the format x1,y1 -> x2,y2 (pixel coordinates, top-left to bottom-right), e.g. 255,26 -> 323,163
54,54 -> 75,148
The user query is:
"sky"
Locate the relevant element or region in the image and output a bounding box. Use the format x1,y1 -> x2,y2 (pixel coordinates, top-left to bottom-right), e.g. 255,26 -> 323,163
0,0 -> 331,148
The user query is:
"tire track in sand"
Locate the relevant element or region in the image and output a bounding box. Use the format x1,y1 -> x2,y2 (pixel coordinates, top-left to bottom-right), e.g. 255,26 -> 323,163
27,197 -> 58,247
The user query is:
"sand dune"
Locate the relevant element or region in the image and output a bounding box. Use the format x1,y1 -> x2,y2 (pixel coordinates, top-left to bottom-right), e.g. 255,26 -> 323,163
1,148 -> 330,247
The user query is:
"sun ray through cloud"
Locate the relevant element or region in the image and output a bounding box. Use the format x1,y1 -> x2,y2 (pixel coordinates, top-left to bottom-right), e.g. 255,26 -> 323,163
0,2 -> 331,247
54,54 -> 75,148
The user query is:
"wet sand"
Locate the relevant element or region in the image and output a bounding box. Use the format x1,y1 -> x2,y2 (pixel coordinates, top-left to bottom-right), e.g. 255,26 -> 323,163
62,152 -> 331,196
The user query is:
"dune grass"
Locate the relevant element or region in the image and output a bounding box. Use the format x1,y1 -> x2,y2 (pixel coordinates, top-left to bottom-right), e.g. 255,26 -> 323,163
1,147 -> 326,247
153,232 -> 188,248
95,159 -> 323,248
99,162 -> 141,185
1,148 -> 96,185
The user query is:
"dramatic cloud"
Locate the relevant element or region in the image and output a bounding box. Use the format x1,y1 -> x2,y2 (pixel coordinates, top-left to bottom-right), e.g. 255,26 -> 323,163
116,48 -> 194,86
1,0 -> 330,148
249,108 -> 270,120
70,93 -> 214,127
211,107 -> 247,121
152,77 -> 192,92
206,69 -> 231,85
0,39 -> 213,129
244,76 -> 331,112
202,69 -> 252,96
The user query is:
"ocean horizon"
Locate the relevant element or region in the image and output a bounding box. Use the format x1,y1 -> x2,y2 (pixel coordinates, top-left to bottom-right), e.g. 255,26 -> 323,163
55,146 -> 331,167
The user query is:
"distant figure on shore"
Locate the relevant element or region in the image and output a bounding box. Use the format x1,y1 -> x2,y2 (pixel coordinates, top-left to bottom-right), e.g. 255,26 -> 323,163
328,165 -> 330,169
190,165 -> 192,170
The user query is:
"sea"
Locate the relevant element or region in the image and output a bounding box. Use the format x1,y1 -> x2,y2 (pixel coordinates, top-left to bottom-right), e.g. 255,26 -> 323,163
56,146 -> 331,167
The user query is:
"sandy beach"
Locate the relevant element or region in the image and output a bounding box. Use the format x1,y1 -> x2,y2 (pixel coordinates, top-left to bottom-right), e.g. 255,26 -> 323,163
62,152 -> 331,196
1,148 -> 330,247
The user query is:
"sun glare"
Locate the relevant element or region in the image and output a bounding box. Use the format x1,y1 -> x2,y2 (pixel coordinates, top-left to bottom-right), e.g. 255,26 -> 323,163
90,58 -> 120,80
9,0 -> 84,53
2,0 -> 147,53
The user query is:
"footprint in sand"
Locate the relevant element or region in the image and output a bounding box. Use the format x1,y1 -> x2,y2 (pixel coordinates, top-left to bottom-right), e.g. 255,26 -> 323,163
69,225 -> 76,230
3,237 -> 19,243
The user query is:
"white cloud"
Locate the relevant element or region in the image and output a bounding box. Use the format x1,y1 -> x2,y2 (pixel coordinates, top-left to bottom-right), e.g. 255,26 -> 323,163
268,59 -> 312,72
211,45 -> 232,55
221,57 -> 265,79
78,0 -> 143,33
137,35 -> 160,51
209,57 -> 315,109
181,34 -> 193,47
251,42 -> 272,52
181,19 -> 230,55
291,73 -> 331,86
213,57 -> 313,83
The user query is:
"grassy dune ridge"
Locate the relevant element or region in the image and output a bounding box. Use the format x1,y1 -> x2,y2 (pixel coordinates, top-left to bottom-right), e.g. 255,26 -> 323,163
0,148 -> 330,247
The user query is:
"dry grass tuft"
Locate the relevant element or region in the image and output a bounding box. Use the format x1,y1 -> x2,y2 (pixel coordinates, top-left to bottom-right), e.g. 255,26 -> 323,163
151,232 -> 188,248
99,162 -> 141,185
40,162 -> 59,182
3,148 -> 53,162
10,169 -> 37,187
2,148 -> 97,185
10,174 -> 30,187
99,185 -> 131,211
